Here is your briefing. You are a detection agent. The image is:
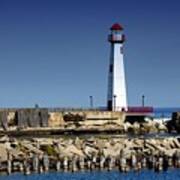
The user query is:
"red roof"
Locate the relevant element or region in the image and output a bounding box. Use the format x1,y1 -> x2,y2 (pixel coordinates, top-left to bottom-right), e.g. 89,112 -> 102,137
127,107 -> 153,113
110,23 -> 124,31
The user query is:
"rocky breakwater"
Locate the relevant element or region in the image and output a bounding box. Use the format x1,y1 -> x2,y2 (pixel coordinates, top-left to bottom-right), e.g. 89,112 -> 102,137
0,135 -> 180,175
123,118 -> 168,134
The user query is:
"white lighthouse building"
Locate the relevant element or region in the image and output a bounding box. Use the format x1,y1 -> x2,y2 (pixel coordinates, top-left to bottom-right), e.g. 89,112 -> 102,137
107,23 -> 128,111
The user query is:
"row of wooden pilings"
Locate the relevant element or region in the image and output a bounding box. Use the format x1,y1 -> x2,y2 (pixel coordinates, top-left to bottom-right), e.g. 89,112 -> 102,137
3,151 -> 180,175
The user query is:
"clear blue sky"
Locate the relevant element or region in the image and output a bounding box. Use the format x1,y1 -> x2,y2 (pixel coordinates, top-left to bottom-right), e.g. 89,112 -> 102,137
0,0 -> 180,108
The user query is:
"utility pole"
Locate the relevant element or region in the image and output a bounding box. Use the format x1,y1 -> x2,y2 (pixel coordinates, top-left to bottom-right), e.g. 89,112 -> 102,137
142,95 -> 145,107
89,96 -> 93,109
113,95 -> 117,111
35,104 -> 39,109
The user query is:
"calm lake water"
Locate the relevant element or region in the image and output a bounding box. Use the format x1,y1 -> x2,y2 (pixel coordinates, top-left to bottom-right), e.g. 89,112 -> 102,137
154,107 -> 180,118
0,169 -> 180,180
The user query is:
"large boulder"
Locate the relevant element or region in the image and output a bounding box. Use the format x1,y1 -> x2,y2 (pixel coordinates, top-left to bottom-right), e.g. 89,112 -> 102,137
0,144 -> 8,162
20,141 -> 43,154
57,144 -> 84,158
48,112 -> 64,127
140,120 -> 160,134
166,112 -> 180,133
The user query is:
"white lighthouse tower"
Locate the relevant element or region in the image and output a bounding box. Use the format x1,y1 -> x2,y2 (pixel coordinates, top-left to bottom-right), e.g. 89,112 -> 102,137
107,23 -> 128,111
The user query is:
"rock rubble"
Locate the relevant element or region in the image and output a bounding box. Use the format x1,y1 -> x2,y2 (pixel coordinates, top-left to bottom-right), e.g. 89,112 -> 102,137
0,135 -> 180,175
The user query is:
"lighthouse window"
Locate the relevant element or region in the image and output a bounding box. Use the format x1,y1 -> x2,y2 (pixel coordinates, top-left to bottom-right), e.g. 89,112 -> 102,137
115,30 -> 120,34
109,65 -> 113,72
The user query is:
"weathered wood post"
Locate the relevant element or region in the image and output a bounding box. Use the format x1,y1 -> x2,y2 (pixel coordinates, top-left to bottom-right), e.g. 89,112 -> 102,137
158,156 -> 163,171
23,158 -> 31,175
7,152 -> 12,175
7,160 -> 12,175
119,149 -> 127,172
87,159 -> 91,170
72,156 -> 78,172
63,156 -> 68,171
131,153 -> 137,169
43,153 -> 49,172
142,156 -> 147,169
175,151 -> 180,168
91,156 -> 97,170
120,157 -> 127,172
32,154 -> 39,172
100,156 -> 105,170
56,160 -> 61,171
79,156 -> 85,171
168,157 -> 173,167
108,156 -> 115,171
19,162 -> 24,173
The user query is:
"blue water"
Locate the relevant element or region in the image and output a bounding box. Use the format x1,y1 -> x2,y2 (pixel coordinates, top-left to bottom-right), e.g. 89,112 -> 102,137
0,169 -> 180,180
154,107 -> 180,118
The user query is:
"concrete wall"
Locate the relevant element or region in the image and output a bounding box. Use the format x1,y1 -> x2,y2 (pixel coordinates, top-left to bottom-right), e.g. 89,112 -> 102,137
51,110 -> 125,128
0,108 -> 125,130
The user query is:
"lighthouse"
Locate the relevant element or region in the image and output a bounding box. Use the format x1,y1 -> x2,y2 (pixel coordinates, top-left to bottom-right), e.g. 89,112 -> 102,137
107,23 -> 128,111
